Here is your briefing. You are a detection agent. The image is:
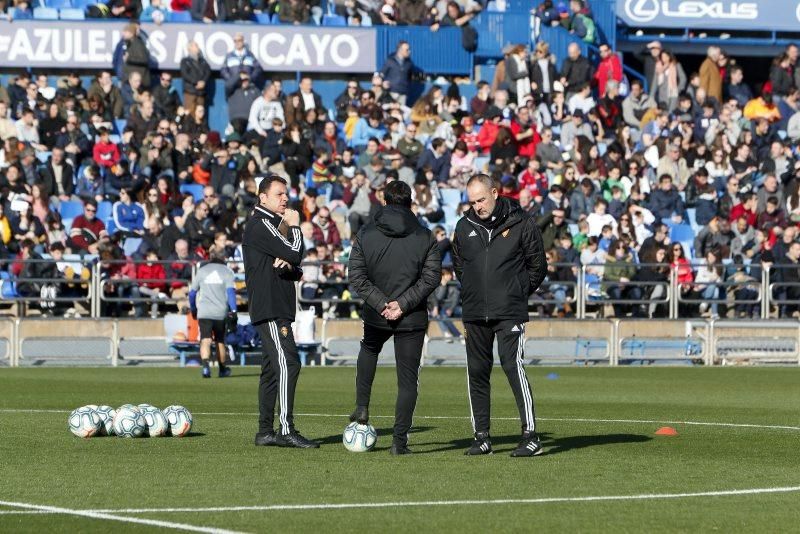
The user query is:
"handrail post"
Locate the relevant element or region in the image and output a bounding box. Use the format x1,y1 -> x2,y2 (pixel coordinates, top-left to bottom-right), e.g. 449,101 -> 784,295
669,265 -> 678,319
762,265 -> 770,319
91,262 -> 100,319
578,265 -> 586,319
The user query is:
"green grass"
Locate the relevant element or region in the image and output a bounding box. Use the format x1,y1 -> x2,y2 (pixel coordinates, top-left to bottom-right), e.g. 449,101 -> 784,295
1,366 -> 799,532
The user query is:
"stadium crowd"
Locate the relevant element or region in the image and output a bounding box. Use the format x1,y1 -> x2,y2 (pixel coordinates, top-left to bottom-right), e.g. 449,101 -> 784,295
1,1 -> 800,320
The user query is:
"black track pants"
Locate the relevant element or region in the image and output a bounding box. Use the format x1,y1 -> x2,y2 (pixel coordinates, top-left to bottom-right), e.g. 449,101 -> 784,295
464,319 -> 536,434
355,324 -> 425,445
256,319 -> 301,435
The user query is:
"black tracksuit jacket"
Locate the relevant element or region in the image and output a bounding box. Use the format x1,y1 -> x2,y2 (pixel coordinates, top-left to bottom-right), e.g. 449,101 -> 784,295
242,205 -> 304,324
349,205 -> 442,331
452,197 -> 547,323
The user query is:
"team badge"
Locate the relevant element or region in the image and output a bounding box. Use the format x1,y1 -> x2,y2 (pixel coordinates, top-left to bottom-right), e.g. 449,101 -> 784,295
502,229 -> 510,238
280,326 -> 289,338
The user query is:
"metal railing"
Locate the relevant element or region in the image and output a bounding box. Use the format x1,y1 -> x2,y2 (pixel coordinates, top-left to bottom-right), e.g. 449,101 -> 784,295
0,259 -> 798,322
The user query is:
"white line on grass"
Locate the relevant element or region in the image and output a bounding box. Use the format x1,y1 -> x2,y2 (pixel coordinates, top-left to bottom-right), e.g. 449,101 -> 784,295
1,408 -> 799,432
84,485 -> 800,514
0,500 -> 247,533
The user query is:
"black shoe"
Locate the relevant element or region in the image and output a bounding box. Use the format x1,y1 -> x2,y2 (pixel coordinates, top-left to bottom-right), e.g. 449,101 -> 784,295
464,432 -> 492,455
275,430 -> 320,449
510,431 -> 544,457
349,405 -> 369,424
219,366 -> 232,378
254,431 -> 277,446
390,442 -> 413,455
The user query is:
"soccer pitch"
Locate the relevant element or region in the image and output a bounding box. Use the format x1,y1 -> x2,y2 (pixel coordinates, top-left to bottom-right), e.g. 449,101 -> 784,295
1,366 -> 799,532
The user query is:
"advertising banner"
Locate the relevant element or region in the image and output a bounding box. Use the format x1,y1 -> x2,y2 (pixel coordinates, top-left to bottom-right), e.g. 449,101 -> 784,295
0,21 -> 377,72
618,0 -> 800,31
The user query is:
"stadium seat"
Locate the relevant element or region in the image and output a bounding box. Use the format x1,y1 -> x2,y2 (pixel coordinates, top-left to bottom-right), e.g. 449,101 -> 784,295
59,201 -> 84,220
71,0 -> 92,8
33,6 -> 59,19
114,119 -> 127,134
9,7 -> 32,18
322,14 -> 346,26
0,271 -> 19,299
49,0 -> 72,8
669,224 -> 694,245
106,218 -> 117,235
123,238 -> 142,257
440,189 -> 463,208
36,151 -> 51,164
59,7 -> 85,19
179,184 -> 204,203
96,201 -> 113,222
168,10 -> 192,22
254,12 -> 272,24
271,13 -> 280,23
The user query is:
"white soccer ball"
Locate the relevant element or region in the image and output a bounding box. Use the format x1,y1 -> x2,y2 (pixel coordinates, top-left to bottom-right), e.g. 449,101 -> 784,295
95,405 -> 117,436
112,407 -> 146,438
68,406 -> 102,438
163,405 -> 193,437
140,406 -> 169,437
342,422 -> 377,452
118,404 -> 140,412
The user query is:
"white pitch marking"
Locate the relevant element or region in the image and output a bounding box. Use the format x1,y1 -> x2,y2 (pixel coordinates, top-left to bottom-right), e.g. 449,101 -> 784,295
0,500 -> 247,534
1,409 -> 799,432
87,485 -> 800,514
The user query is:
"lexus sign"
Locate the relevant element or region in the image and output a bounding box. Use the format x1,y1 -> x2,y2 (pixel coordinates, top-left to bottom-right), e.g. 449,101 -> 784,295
618,0 -> 800,31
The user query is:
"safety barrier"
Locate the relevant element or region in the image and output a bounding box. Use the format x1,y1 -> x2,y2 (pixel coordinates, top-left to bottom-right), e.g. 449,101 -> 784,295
1,316 -> 798,366
16,319 -> 118,366
0,319 -> 16,367
709,320 -> 800,366
0,258 -> 94,316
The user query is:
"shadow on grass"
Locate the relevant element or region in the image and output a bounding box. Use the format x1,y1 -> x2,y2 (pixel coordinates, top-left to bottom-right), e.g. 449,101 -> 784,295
417,432 -> 652,455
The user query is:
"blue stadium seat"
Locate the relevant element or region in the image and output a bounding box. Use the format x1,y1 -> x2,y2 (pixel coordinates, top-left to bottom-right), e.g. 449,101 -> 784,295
179,184 -> 204,203
669,224 -> 694,245
9,7 -> 32,19
254,12 -> 272,24
72,0 -> 92,9
49,0 -> 72,8
59,200 -> 84,220
114,119 -> 127,134
322,14 -> 346,26
36,151 -> 51,164
33,6 -> 59,19
0,271 -> 19,299
271,13 -> 280,23
96,201 -> 113,222
105,218 -> 117,235
440,189 -> 463,208
59,7 -> 85,19
168,10 -> 192,22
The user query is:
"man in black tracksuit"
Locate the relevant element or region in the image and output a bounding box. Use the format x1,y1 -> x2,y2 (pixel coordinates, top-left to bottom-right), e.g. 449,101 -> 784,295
243,174 -> 318,449
452,174 -> 547,457
348,181 -> 441,455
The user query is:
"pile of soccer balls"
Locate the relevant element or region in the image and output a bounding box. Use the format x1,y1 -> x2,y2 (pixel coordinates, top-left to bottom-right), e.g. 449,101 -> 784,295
68,404 -> 193,438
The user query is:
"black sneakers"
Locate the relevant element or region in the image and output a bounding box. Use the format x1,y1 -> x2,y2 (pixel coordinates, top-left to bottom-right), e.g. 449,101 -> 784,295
275,430 -> 320,448
349,405 -> 369,424
389,442 -> 413,455
254,431 -> 277,446
465,431 -> 493,455
510,431 -> 544,457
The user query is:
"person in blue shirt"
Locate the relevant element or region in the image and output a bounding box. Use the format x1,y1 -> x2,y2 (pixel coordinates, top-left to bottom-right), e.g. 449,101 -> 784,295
112,188 -> 145,235
350,110 -> 387,151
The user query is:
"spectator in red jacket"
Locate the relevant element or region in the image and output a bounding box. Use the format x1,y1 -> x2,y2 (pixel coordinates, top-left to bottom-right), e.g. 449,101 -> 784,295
92,127 -> 120,169
510,105 -> 540,160
69,200 -> 108,255
310,207 -> 342,248
476,109 -> 504,154
729,192 -> 758,227
593,43 -> 623,98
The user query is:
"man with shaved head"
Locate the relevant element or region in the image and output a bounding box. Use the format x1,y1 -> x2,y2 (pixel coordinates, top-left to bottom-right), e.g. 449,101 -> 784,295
452,174 -> 547,457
